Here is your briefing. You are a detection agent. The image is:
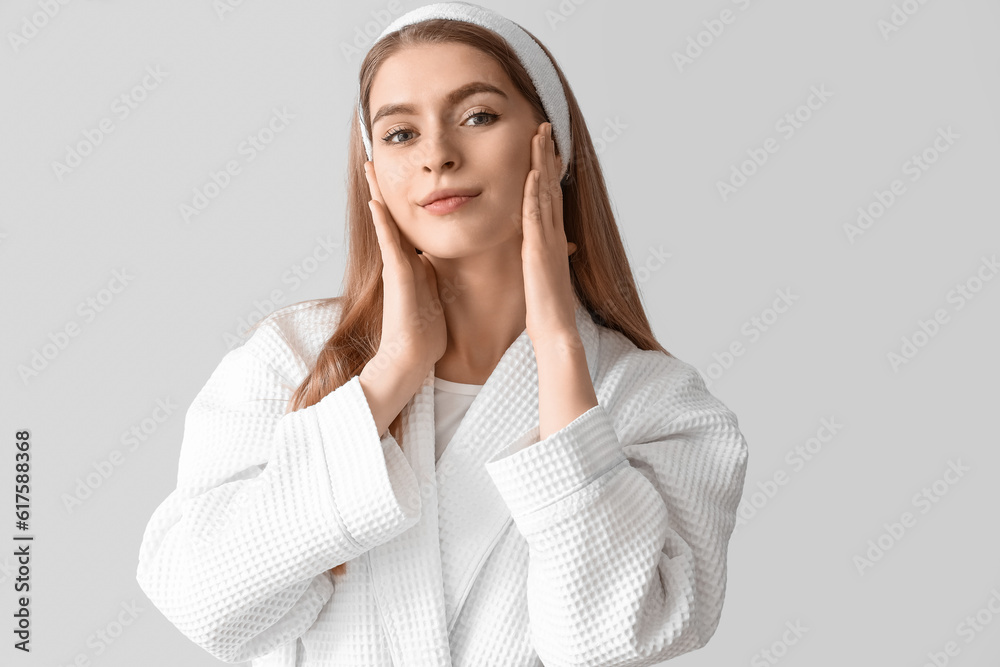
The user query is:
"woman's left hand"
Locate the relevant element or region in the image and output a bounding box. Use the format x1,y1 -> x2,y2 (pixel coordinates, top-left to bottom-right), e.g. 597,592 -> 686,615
521,121 -> 579,346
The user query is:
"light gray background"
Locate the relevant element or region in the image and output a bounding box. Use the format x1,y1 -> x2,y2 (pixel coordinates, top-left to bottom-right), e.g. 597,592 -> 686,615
2,0 -> 999,665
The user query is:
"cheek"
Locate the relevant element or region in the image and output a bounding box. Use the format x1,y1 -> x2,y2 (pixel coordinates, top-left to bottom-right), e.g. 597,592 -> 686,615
496,133 -> 530,171
373,159 -> 412,204
372,160 -> 422,235
489,141 -> 530,195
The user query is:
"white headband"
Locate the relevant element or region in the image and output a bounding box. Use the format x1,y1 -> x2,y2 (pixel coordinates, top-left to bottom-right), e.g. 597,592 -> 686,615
357,1 -> 571,181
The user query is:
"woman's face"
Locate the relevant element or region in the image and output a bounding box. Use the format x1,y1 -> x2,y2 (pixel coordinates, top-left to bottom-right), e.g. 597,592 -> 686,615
367,42 -> 556,259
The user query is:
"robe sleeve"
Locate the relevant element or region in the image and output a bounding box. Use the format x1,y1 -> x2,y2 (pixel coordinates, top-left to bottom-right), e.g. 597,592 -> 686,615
483,362 -> 748,667
135,320 -> 422,664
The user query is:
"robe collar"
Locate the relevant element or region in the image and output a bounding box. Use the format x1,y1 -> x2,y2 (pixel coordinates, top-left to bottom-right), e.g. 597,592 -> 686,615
366,302 -> 601,666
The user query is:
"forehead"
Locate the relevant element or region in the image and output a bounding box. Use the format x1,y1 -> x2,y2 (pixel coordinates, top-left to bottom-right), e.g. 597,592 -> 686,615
369,42 -> 513,106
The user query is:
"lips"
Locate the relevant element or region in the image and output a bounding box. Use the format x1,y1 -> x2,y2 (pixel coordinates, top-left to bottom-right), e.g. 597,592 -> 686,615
419,188 -> 481,206
421,194 -> 478,215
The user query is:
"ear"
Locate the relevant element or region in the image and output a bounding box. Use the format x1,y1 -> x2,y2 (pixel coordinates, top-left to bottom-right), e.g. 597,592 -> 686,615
567,241 -> 577,256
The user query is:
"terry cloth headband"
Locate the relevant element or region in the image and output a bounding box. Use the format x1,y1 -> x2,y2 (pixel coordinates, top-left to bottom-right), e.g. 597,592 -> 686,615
357,1 -> 571,181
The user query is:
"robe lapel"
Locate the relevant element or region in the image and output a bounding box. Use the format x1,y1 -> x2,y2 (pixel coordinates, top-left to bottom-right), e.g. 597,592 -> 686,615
367,369 -> 453,667
435,305 -> 600,632
367,304 -> 601,660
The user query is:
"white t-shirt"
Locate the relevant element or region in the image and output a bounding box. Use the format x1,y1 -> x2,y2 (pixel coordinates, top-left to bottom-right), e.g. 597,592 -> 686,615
433,377 -> 484,463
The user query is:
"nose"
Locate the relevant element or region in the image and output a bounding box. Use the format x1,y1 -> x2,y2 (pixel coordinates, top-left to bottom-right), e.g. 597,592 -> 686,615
420,128 -> 459,174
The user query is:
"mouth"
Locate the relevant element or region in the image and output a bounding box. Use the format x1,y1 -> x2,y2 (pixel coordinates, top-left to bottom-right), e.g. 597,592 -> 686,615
421,193 -> 480,215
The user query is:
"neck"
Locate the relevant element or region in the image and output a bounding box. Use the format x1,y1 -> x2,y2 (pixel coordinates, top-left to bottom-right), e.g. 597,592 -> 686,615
427,242 -> 526,385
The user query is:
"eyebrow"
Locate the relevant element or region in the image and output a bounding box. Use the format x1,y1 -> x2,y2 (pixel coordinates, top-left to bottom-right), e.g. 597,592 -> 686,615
371,82 -> 508,128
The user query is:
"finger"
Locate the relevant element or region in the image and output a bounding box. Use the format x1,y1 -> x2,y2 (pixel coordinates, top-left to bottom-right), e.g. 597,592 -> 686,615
540,133 -> 556,233
522,169 -> 542,240
364,161 -> 386,205
387,210 -> 422,269
367,199 -> 390,264
368,199 -> 405,269
531,124 -> 546,183
366,162 -> 420,260
376,201 -> 422,273
519,129 -> 539,238
543,124 -> 564,234
532,131 -> 553,236
365,162 -> 398,237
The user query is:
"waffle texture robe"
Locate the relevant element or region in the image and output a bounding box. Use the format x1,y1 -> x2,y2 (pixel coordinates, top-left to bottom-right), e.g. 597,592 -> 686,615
135,298 -> 749,667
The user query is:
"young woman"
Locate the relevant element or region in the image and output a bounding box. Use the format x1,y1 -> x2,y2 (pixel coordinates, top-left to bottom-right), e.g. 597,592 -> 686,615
136,3 -> 749,666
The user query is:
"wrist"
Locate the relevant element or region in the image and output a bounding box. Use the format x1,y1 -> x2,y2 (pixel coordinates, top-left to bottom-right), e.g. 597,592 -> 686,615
362,352 -> 427,391
360,354 -> 428,437
531,330 -> 584,356
367,353 -> 431,405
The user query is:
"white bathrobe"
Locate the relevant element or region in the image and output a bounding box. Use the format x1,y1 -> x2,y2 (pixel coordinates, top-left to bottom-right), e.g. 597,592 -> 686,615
135,298 -> 748,667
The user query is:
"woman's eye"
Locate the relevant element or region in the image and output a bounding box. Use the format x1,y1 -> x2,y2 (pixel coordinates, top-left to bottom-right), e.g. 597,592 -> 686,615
383,128 -> 414,143
466,112 -> 498,126
381,112 -> 499,145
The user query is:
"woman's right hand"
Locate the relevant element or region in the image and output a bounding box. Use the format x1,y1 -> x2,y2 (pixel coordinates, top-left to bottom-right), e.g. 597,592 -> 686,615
364,160 -> 448,379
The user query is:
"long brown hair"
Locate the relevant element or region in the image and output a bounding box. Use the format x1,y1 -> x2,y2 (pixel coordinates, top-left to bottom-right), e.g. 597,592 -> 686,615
245,18 -> 670,577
